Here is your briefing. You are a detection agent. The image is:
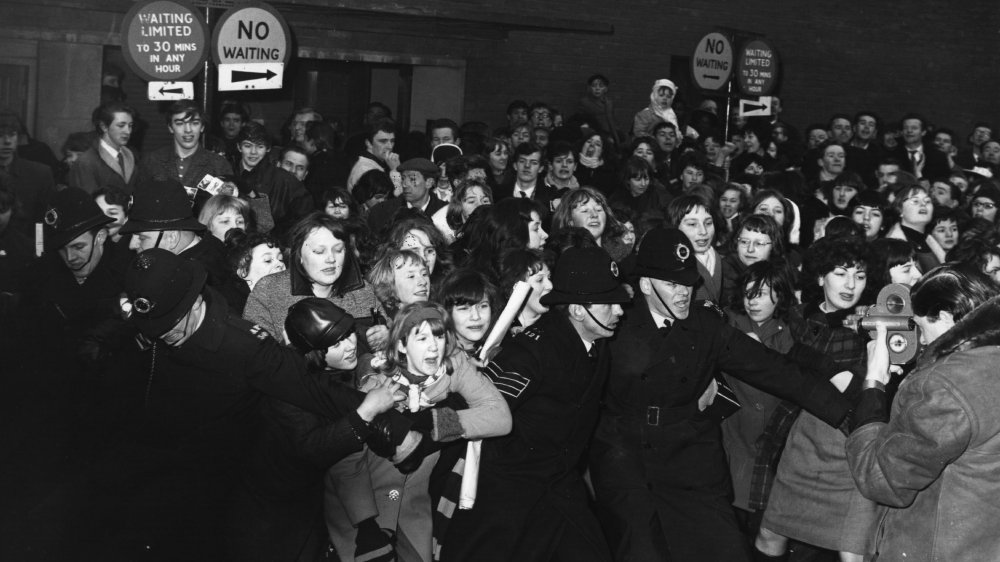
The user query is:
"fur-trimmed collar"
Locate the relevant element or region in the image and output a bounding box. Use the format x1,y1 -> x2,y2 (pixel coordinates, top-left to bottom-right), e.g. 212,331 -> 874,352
919,296 -> 1000,367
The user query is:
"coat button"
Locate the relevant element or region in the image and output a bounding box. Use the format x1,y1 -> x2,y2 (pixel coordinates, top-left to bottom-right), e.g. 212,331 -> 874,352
387,489 -> 401,501
640,374 -> 648,381
755,403 -> 764,411
680,376 -> 688,383
643,442 -> 652,450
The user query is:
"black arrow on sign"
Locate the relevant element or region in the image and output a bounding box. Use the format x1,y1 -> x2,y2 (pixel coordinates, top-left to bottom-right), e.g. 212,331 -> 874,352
741,101 -> 769,113
159,86 -> 183,95
231,69 -> 277,83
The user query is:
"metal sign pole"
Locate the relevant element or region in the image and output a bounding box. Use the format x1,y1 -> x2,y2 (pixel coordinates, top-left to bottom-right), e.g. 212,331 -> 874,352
201,6 -> 212,146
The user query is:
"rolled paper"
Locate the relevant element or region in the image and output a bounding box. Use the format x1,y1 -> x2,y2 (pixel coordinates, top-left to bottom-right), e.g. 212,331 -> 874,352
459,440 -> 482,509
480,281 -> 532,362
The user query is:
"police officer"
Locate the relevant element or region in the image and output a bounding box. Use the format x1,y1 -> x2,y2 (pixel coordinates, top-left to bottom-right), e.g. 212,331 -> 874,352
588,228 -> 854,562
54,249 -> 419,560
442,246 -> 629,562
23,186 -> 132,373
120,177 -> 228,288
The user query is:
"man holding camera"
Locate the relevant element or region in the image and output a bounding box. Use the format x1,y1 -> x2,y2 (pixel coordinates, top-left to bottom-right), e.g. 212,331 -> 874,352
849,265 -> 1000,562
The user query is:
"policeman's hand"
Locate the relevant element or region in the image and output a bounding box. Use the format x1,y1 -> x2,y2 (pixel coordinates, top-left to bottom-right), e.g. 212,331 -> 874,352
357,380 -> 400,422
385,152 -> 401,171
697,378 -> 718,411
865,323 -> 892,385
366,325 -> 389,351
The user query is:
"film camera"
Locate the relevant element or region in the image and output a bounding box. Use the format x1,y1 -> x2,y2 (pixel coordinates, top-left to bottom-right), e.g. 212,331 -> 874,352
844,283 -> 921,364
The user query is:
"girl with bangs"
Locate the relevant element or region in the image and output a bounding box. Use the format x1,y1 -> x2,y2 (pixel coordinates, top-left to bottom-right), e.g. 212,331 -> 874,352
432,180 -> 492,244
721,213 -> 785,307
551,186 -> 628,261
482,137 -> 514,193
756,236 -> 877,562
608,156 -> 666,216
437,268 -> 500,355
324,301 -> 510,562
722,260 -> 798,540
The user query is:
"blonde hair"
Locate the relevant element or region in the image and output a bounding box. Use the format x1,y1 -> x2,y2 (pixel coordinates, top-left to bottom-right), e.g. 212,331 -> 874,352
197,194 -> 251,228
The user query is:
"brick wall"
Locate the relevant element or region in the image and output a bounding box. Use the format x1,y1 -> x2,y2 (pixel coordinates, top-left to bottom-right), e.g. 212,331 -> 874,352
3,0 -> 998,149
451,0 -> 1000,139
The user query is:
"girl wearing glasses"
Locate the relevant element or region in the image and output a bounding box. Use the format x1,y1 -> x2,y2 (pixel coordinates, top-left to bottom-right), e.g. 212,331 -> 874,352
721,214 -> 785,307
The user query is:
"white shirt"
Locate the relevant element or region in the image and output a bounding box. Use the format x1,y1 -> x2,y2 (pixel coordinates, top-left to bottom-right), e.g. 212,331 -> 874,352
514,181 -> 537,199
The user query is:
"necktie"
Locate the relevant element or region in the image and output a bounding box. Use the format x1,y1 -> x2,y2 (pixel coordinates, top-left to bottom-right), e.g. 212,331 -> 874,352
518,190 -> 528,199
908,150 -> 921,170
658,320 -> 672,338
117,152 -> 127,177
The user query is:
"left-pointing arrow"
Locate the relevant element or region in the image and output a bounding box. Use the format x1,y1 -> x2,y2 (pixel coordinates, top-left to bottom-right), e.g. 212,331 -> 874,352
231,69 -> 277,83
159,86 -> 183,95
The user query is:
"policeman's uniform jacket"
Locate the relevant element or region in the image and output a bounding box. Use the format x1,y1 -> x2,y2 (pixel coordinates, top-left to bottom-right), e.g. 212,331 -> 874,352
589,296 -> 851,562
441,310 -> 613,562
76,288 -> 413,560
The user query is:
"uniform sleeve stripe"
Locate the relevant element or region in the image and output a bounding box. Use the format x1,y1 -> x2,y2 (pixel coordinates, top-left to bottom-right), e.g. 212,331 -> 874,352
482,363 -> 530,398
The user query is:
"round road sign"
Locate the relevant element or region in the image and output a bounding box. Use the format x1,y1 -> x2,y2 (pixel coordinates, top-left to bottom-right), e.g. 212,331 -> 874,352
212,1 -> 292,65
691,32 -> 733,91
737,38 -> 780,96
121,0 -> 209,82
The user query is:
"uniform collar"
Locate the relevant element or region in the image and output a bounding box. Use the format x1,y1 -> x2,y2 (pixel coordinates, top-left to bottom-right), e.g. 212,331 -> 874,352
181,288 -> 226,352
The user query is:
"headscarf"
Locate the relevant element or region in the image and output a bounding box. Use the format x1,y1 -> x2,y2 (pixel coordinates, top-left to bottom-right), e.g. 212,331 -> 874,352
648,79 -> 679,129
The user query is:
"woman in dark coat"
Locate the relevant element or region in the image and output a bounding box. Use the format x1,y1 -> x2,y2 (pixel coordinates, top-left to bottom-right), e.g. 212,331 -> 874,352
228,298 -> 400,561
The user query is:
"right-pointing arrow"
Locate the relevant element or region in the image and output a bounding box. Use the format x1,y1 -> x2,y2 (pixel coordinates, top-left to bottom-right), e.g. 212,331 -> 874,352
231,69 -> 278,83
742,101 -> 769,113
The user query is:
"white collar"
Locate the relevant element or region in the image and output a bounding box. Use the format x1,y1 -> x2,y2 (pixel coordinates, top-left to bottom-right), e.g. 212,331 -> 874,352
650,307 -> 672,328
515,181 -> 537,196
406,198 -> 430,212
99,138 -> 121,158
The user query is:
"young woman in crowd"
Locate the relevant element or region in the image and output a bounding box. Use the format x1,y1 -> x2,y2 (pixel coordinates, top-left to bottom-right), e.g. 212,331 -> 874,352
823,172 -> 866,216
967,182 -> 1000,224
721,260 -> 799,540
717,183 -> 748,235
221,229 -> 285,314
244,212 -> 387,352
848,190 -> 890,242
756,236 -> 876,562
551,186 -> 626,260
574,131 -> 617,195
496,248 -> 553,333
198,194 -> 252,242
451,199 -> 548,281
864,239 -> 923,303
928,207 -> 961,254
325,301 -> 510,562
667,194 -> 724,303
482,137 -> 514,193
749,189 -> 798,252
720,214 -> 785,306
432,180 -> 492,244
352,170 -> 395,218
608,156 -> 665,216
368,248 -> 432,319
885,182 -> 942,271
386,216 -> 453,287
321,187 -> 358,221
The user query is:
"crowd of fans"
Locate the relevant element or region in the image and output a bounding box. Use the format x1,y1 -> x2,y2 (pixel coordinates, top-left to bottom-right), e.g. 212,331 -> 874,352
2,72 -> 1000,562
